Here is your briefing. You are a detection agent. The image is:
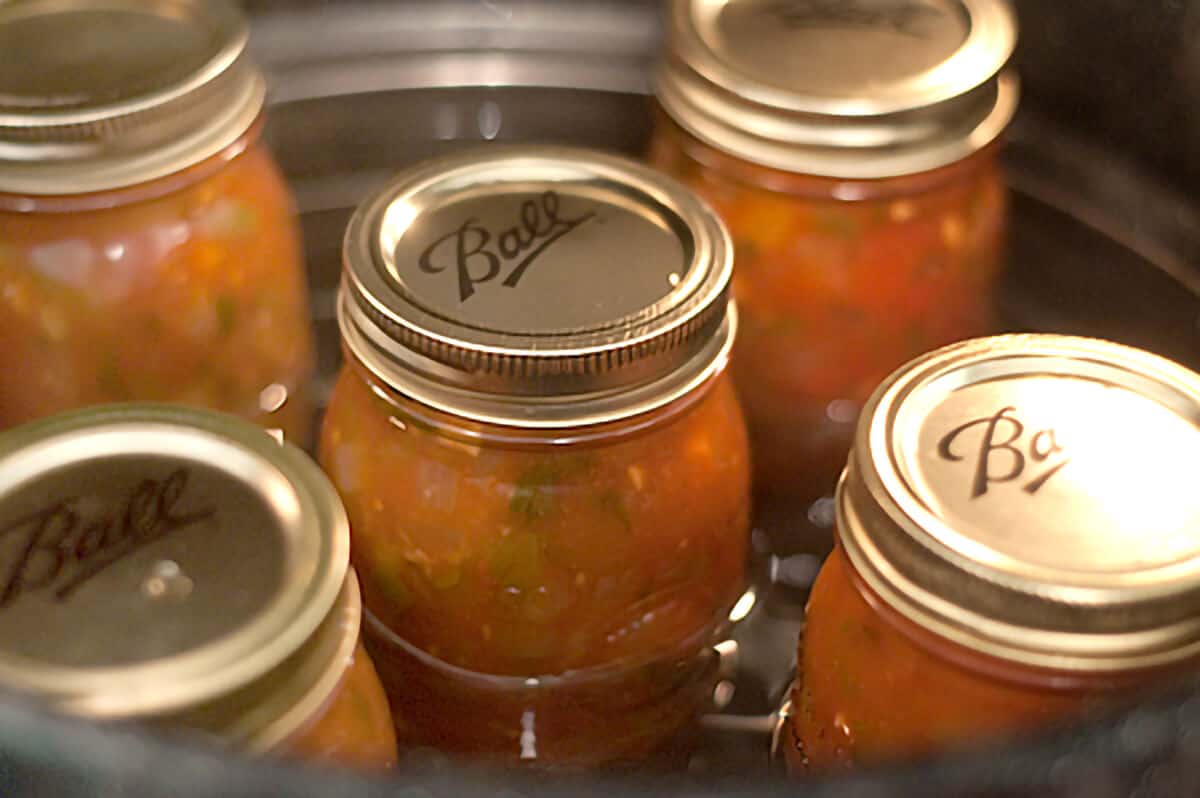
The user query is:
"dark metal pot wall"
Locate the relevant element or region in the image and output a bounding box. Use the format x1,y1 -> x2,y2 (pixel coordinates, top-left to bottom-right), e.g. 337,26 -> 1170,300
1012,0 -> 1200,196
0,1 -> 1197,796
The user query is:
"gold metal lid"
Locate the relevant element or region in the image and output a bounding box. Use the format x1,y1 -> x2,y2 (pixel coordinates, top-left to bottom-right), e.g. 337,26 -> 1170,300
0,404 -> 349,729
656,0 -> 1019,178
341,145 -> 736,428
0,0 -> 264,195
840,335 -> 1200,672
172,570 -> 365,752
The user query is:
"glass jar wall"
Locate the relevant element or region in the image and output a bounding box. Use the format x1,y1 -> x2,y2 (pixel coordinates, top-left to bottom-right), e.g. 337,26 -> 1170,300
651,0 -> 1018,504
320,146 -> 751,765
786,335 -> 1200,771
788,545 -> 1118,770
0,405 -> 397,771
649,116 -> 1007,501
322,359 -> 749,764
284,641 -> 397,769
0,0 -> 314,443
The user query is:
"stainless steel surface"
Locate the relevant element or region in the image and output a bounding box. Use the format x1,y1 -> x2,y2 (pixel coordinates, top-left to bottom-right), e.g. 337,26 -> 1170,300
0,404 -> 348,727
341,146 -> 735,428
655,0 -> 1017,177
0,0 -> 263,194
248,1 -> 658,101
842,334 -> 1200,671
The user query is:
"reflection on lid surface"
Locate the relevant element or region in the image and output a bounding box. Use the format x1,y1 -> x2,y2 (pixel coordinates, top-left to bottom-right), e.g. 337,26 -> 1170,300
0,457 -> 282,668
0,0 -> 264,194
384,188 -> 686,333
908,375 -> 1200,575
841,335 -> 1200,671
656,0 -> 1019,176
341,146 -> 736,428
0,7 -> 220,110
707,0 -> 969,100
0,405 -> 347,719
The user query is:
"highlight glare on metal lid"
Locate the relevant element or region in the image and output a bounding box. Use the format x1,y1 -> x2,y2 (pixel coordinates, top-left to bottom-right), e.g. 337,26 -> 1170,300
0,0 -> 264,194
340,145 -> 735,428
656,0 -> 1018,177
840,335 -> 1200,672
0,404 -> 349,722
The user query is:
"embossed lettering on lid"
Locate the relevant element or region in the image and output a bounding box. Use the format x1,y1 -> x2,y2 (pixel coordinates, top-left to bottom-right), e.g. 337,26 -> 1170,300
341,145 -> 735,428
839,335 -> 1200,672
0,404 -> 348,727
656,0 -> 1019,177
700,0 -> 970,99
0,0 -> 263,194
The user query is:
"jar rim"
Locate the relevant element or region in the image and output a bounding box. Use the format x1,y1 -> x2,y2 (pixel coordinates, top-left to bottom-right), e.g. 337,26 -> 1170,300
0,0 -> 265,195
655,0 -> 1018,178
177,573 -> 365,752
339,145 -> 738,429
0,403 -> 349,723
838,334 -> 1200,673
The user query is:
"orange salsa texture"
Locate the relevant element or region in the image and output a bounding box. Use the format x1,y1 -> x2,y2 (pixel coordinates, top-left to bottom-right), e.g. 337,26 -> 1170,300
649,115 -> 1007,499
0,133 -> 315,442
790,546 -> 1110,771
285,642 -> 399,770
320,366 -> 750,678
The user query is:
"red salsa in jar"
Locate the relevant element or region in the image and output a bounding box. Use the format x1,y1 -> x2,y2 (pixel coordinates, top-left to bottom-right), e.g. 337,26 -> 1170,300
650,0 -> 1018,504
786,335 -> 1200,771
320,147 -> 751,766
0,0 -> 314,443
0,405 -> 396,770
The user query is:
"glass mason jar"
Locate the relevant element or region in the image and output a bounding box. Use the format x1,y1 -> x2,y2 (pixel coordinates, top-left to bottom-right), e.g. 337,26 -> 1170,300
320,147 -> 751,766
0,0 -> 314,444
649,0 -> 1018,505
0,405 -> 396,771
785,335 -> 1200,771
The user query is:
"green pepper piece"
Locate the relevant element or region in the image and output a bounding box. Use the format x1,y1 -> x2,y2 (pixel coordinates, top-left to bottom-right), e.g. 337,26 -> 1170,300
222,202 -> 258,237
376,572 -> 415,613
510,462 -> 558,520
509,455 -> 594,521
595,489 -> 633,532
428,561 -> 461,590
489,532 -> 542,590
215,295 -> 237,336
809,210 -> 861,239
